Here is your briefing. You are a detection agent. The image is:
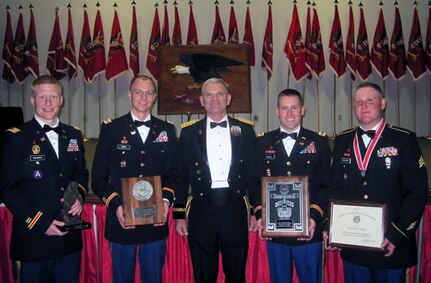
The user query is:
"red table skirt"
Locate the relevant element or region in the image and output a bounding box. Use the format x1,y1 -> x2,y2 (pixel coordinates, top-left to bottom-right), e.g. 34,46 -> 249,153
1,204 -> 430,283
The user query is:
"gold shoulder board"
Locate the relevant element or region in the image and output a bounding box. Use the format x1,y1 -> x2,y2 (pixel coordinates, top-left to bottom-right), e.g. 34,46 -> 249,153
181,119 -> 199,128
103,119 -> 112,125
235,117 -> 253,125
6,127 -> 21,133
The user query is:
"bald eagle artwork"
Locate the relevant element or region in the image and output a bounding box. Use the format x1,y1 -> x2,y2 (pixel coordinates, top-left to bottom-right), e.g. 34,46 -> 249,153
171,53 -> 244,88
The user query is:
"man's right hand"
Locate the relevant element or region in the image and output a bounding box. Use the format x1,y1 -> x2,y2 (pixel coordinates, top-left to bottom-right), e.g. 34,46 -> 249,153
45,220 -> 67,236
323,231 -> 340,251
175,219 -> 188,236
116,206 -> 135,229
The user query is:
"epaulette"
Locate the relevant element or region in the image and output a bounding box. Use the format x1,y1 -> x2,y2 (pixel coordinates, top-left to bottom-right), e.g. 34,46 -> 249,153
181,119 -> 200,128
72,125 -> 81,131
166,120 -> 174,125
257,132 -> 265,137
103,119 -> 112,125
388,124 -> 411,135
318,131 -> 327,137
6,127 -> 20,134
235,116 -> 253,125
337,127 -> 356,136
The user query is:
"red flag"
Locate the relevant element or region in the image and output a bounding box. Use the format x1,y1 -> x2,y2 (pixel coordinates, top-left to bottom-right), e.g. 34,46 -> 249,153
186,4 -> 198,45
211,5 -> 226,44
304,5 -> 312,78
284,4 -> 309,82
407,7 -> 426,80
64,8 -> 77,81
25,8 -> 39,78
172,5 -> 182,46
329,5 -> 346,77
78,9 -> 91,83
346,5 -> 356,80
356,7 -> 371,81
427,5 -> 431,73
11,11 -> 27,83
261,4 -> 273,81
2,9 -> 14,83
87,9 -> 106,83
129,5 -> 140,77
47,10 -> 66,80
389,6 -> 406,80
146,6 -> 160,79
106,10 -> 128,82
228,6 -> 239,44
243,6 -> 255,67
371,9 -> 389,80
161,5 -> 170,46
309,7 -> 325,79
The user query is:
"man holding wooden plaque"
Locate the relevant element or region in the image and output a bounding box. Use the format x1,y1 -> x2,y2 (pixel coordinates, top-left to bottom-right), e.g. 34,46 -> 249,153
256,89 -> 332,283
92,76 -> 178,283
325,83 -> 428,282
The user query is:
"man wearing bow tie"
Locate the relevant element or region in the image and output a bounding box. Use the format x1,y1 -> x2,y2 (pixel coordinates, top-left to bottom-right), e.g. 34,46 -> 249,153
173,78 -> 260,283
325,83 -> 428,282
256,88 -> 332,283
0,75 -> 89,282
92,75 -> 178,283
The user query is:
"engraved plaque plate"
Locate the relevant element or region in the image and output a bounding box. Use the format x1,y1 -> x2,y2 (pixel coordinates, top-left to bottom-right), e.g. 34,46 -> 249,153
262,176 -> 310,238
121,176 -> 165,226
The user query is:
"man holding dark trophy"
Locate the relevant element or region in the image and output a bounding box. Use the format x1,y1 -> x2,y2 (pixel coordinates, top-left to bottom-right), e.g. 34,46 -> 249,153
92,75 -> 178,283
0,75 -> 89,282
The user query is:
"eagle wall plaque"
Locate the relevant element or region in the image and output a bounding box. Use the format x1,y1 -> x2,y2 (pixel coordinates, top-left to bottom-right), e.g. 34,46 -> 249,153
158,44 -> 251,115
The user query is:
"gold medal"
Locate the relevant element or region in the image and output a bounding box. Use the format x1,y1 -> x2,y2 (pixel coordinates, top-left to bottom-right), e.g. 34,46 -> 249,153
32,145 -> 40,154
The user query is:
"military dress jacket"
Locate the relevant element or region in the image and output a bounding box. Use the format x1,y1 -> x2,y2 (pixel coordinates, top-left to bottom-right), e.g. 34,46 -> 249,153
173,116 -> 260,219
258,127 -> 332,245
330,123 -> 428,268
91,113 -> 178,244
0,118 -> 89,262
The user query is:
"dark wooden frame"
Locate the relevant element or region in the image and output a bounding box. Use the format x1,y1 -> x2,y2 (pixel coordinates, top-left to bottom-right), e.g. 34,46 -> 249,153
157,44 -> 251,115
121,176 -> 164,226
329,200 -> 388,252
262,176 -> 310,238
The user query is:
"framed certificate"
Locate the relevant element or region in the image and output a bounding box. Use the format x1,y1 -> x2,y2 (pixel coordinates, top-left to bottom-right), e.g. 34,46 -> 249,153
121,176 -> 165,226
262,176 -> 309,238
329,200 -> 387,252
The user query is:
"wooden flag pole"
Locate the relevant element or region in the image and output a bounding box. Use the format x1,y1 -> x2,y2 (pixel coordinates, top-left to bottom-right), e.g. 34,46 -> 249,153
98,77 -> 103,128
21,84 -> 25,118
83,82 -> 87,138
397,81 -> 400,126
333,75 -> 336,137
266,80 -> 270,132
382,80 -> 386,120
68,80 -> 72,125
114,79 -> 117,119
350,75 -> 354,128
316,80 -> 320,133
414,83 -> 417,132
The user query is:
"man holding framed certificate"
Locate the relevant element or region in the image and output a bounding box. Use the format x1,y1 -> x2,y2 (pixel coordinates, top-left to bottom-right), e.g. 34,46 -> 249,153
257,89 -> 332,283
325,83 -> 428,282
92,76 -> 178,283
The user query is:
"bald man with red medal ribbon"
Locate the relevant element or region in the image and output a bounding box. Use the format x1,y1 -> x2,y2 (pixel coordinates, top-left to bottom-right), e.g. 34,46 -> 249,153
325,83 -> 428,283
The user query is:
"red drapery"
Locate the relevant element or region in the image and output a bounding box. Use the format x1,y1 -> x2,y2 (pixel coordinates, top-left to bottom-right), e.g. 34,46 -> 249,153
1,204 -> 430,282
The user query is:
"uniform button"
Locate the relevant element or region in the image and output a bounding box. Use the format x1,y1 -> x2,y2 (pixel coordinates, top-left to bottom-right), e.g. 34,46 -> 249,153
363,194 -> 368,200
139,175 -> 143,177
267,161 -> 270,164
240,159 -> 243,162
237,190 -> 240,194
195,162 -> 199,166
287,171 -> 291,176
238,175 -> 241,179
287,161 -> 291,166
122,151 -> 125,155
363,181 -> 367,186
140,163 -> 145,167
36,161 -> 40,165
200,193 -> 203,196
141,150 -> 145,154
59,173 -> 63,177
307,160 -> 310,164
198,177 -> 201,181
60,187 -> 65,191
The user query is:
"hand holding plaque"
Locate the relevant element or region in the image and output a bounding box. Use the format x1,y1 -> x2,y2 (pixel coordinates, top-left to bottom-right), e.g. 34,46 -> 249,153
58,181 -> 91,232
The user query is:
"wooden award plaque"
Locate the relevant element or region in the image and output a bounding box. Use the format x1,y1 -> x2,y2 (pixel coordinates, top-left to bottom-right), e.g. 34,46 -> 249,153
121,176 -> 165,226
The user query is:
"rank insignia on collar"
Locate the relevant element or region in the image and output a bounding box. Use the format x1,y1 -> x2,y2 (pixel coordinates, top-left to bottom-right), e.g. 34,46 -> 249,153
32,145 -> 40,154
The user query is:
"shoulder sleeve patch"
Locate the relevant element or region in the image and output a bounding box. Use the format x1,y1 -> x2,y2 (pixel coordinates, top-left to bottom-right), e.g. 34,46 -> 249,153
181,119 -> 200,128
103,119 -> 112,125
6,127 -> 21,133
235,117 -> 253,125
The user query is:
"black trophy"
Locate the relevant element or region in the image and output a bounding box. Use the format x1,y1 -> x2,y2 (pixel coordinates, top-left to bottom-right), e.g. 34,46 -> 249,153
58,181 -> 91,232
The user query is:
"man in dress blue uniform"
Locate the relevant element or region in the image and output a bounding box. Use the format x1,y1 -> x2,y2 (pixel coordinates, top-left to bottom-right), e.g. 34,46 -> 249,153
0,75 -> 89,283
325,82 -> 428,283
173,78 -> 260,283
256,89 -> 332,283
92,75 -> 178,283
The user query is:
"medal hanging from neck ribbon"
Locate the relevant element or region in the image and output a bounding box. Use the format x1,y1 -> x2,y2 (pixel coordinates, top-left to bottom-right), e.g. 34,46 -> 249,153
353,121 -> 386,178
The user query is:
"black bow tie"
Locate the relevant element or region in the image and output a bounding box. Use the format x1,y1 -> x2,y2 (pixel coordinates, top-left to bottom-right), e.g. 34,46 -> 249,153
134,120 -> 152,128
210,121 -> 227,129
43,124 -> 61,134
357,128 -> 376,139
281,132 -> 297,140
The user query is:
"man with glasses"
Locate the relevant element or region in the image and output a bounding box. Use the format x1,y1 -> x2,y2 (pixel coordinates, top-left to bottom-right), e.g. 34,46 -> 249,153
92,75 -> 178,283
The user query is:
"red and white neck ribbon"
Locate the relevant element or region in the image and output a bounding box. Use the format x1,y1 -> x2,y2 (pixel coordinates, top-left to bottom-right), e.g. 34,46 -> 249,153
353,121 -> 386,173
